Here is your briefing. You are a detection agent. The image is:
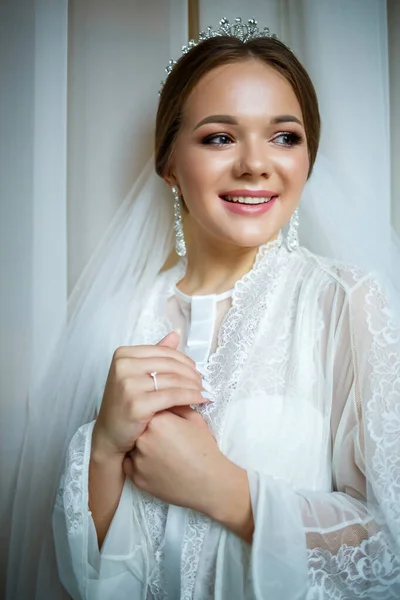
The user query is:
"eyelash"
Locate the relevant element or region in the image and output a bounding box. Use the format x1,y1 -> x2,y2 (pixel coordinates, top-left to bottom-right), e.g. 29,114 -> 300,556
201,132 -> 304,147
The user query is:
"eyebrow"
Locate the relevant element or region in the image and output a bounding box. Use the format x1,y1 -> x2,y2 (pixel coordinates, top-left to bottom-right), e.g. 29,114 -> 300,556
193,113 -> 303,130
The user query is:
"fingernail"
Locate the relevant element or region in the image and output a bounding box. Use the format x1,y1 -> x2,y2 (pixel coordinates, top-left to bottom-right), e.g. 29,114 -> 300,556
173,328 -> 181,336
201,391 -> 214,401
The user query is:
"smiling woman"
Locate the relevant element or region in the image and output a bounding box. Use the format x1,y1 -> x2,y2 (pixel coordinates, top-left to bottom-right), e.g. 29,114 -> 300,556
8,16 -> 400,600
163,59 -> 309,262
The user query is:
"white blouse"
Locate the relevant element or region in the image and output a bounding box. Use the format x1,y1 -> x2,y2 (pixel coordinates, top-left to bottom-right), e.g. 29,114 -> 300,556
52,239 -> 400,599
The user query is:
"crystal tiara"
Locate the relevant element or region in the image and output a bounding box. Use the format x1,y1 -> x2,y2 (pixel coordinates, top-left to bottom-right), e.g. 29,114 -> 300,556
159,17 -> 277,92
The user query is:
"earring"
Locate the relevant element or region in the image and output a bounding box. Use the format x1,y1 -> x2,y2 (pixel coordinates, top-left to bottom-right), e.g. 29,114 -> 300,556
286,208 -> 299,252
172,185 -> 186,257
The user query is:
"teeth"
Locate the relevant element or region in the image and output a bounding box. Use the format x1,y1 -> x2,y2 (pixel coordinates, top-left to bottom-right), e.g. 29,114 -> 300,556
224,195 -> 274,205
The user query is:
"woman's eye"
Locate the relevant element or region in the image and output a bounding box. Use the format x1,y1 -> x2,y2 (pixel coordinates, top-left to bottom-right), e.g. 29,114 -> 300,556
272,132 -> 303,147
202,133 -> 234,146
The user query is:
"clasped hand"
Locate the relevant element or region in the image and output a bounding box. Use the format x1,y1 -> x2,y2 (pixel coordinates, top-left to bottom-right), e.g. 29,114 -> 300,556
124,405 -> 223,515
93,330 -> 228,518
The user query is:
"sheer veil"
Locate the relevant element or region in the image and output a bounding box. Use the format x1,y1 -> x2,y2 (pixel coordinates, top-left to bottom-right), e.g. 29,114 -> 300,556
300,153 -> 400,303
6,159 -> 175,598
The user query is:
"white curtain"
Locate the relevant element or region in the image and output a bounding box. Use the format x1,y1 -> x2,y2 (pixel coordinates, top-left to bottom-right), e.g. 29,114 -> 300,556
67,0 -> 188,292
388,0 -> 400,237
1,1 -> 186,595
0,0 -> 68,593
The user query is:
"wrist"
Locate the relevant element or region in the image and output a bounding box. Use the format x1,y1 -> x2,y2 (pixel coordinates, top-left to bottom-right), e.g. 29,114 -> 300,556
91,424 -> 126,467
206,459 -> 254,543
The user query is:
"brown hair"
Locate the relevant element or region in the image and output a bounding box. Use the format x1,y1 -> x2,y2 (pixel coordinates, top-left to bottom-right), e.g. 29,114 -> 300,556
155,36 -> 321,179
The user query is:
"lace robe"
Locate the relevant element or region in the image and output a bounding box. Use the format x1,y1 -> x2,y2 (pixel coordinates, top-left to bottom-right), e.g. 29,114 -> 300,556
53,240 -> 400,599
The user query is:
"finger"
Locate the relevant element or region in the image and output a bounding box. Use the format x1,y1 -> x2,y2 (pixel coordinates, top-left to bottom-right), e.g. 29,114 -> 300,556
156,331 -> 180,350
132,388 -> 207,421
122,455 -> 135,480
149,388 -> 209,410
113,344 -> 196,369
168,405 -> 209,427
141,373 -> 203,394
114,357 -> 202,385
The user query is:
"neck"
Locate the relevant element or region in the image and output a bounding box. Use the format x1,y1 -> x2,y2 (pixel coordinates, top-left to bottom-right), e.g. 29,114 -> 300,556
177,230 -> 278,296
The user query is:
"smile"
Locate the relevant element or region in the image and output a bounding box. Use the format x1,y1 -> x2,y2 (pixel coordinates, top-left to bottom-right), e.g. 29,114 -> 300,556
221,195 -> 277,205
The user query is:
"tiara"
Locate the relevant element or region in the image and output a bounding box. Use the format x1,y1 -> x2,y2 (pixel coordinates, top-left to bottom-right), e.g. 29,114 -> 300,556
160,17 -> 277,92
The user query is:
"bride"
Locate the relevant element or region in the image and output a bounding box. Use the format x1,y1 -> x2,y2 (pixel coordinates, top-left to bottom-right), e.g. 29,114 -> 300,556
8,18 -> 400,600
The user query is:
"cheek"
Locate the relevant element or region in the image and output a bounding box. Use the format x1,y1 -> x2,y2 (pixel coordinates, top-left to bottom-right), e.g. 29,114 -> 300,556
178,153 -> 224,193
175,160 -> 202,199
275,150 -> 309,187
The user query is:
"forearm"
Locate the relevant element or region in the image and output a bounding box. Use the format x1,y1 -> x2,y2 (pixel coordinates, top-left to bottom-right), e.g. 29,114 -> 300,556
89,435 -> 126,549
206,459 -> 254,544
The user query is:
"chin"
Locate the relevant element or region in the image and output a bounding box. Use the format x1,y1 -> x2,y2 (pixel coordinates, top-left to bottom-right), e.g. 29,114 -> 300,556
231,222 -> 282,245
219,230 -> 280,250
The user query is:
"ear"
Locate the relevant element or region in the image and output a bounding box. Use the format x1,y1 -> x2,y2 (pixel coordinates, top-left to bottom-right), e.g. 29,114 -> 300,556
164,174 -> 180,192
163,162 -> 181,191
164,176 -> 176,189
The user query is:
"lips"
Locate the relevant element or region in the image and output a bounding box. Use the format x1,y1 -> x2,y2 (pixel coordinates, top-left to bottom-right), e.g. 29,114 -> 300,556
220,189 -> 278,198
219,189 -> 278,205
222,195 -> 276,205
221,195 -> 278,215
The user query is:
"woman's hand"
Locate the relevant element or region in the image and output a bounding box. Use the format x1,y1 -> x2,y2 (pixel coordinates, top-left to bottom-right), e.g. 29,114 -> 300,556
123,408 -> 230,516
123,407 -> 254,542
91,331 -> 205,462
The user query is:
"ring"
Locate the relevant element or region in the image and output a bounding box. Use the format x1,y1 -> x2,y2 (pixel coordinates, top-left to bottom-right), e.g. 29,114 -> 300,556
150,371 -> 158,392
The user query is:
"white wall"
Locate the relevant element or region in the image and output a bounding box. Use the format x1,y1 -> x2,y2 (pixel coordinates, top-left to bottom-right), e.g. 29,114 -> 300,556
67,0 -> 188,292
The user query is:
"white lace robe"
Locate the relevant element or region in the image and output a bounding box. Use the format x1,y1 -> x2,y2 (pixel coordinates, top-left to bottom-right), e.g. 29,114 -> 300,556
53,242 -> 400,599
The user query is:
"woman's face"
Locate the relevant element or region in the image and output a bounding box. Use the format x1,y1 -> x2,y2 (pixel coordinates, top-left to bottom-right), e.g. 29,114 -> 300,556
168,59 -> 310,250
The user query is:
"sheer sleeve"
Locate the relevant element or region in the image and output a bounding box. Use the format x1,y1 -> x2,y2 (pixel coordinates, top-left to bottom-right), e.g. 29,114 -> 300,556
52,421 -> 150,600
217,272 -> 400,600
303,272 -> 400,595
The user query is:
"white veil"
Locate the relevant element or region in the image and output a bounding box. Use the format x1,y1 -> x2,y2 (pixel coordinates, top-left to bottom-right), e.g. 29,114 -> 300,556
6,159 -> 175,599
300,153 -> 400,303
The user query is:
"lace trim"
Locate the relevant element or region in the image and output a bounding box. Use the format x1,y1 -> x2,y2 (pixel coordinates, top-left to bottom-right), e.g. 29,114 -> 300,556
135,281 -> 182,600
307,530 -> 400,599
307,270 -> 400,597
180,236 -> 290,598
363,276 -> 400,544
180,511 -> 210,600
141,236 -> 291,599
144,494 -> 169,600
57,422 -> 93,535
196,234 -> 287,440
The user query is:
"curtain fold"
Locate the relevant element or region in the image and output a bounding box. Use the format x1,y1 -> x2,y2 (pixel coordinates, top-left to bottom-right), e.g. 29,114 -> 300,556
67,0 -> 188,293
388,0 -> 400,238
0,1 -> 68,596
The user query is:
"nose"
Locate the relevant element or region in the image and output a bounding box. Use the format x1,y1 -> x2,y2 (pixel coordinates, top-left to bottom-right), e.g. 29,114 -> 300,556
234,138 -> 272,179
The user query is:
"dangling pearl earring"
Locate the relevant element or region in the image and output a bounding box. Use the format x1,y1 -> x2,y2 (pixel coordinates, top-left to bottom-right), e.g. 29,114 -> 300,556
172,185 -> 186,257
286,208 -> 299,252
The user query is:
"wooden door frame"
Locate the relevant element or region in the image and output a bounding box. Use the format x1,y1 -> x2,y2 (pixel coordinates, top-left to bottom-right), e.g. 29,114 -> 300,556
188,0 -> 199,39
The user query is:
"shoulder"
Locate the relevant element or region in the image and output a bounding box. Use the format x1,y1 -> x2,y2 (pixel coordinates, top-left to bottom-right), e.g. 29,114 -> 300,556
294,246 -> 400,327
294,246 -> 385,298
